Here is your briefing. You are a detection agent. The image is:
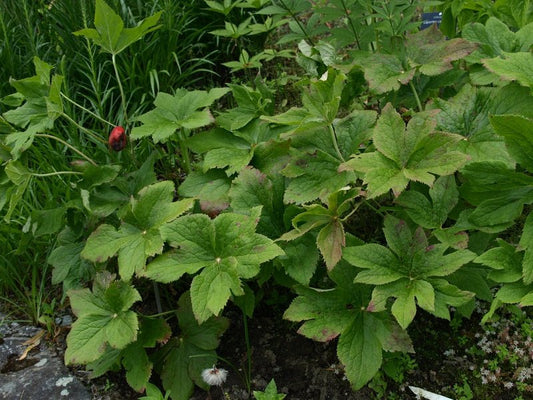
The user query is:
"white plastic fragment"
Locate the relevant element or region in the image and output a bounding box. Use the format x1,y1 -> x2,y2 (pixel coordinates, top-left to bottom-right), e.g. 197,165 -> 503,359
409,386 -> 454,400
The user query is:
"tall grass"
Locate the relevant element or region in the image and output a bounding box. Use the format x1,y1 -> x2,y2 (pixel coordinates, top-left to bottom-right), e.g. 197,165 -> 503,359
0,0 -> 229,322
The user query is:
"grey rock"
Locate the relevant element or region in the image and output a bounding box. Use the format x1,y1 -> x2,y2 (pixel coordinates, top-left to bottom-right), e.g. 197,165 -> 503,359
0,318 -> 91,400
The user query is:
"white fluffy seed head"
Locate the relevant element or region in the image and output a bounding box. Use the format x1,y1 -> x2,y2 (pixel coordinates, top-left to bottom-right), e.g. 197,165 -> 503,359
201,366 -> 228,386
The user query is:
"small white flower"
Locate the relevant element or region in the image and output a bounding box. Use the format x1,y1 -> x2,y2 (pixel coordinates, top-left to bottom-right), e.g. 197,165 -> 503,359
201,365 -> 228,386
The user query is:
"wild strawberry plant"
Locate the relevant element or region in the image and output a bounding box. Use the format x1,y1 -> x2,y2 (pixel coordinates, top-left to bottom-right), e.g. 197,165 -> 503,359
1,0 -> 532,399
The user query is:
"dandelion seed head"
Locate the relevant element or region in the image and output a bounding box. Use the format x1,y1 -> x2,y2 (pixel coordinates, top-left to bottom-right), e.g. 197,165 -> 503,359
201,365 -> 228,386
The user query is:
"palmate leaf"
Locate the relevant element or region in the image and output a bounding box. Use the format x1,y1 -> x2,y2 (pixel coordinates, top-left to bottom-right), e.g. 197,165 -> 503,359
160,292 -> 229,400
483,52 -> 533,90
143,207 -> 283,323
341,104 -> 467,198
343,216 -> 476,328
74,0 -> 162,55
490,114 -> 533,171
433,84 -> 533,166
65,272 -> 141,365
261,68 -> 346,134
81,181 -> 194,280
279,189 -> 358,270
353,26 -> 476,94
284,262 -> 413,390
460,162 -> 533,229
395,176 -> 459,229
131,88 -> 230,143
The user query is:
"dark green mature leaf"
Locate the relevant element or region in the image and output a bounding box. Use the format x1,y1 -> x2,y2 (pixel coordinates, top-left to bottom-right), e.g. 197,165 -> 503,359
261,68 -> 345,134
341,104 -> 467,198
475,239 -> 523,283
178,169 -> 231,217
65,272 -> 141,365
406,25 -> 478,76
82,181 -> 194,280
483,52 -> 533,89
161,292 -> 228,400
353,26 -> 475,93
396,176 -> 459,228
74,0 -> 162,55
520,213 -> 533,284
282,149 -> 355,204
490,114 -> 533,171
352,51 -> 416,94
229,166 -> 284,238
144,209 -> 283,323
131,88 -> 229,143
284,262 -> 412,390
461,162 -> 533,229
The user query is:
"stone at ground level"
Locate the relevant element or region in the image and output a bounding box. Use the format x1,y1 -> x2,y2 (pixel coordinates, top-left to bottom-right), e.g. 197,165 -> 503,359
0,317 -> 90,400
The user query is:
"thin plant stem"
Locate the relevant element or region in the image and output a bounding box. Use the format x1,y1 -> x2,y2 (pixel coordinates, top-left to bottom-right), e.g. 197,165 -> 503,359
277,0 -> 315,46
340,0 -> 361,49
364,199 -> 386,217
112,53 -> 129,124
60,93 -> 114,127
409,80 -> 423,112
242,312 -> 252,394
35,133 -> 98,166
31,171 -> 83,178
178,130 -> 191,173
61,112 -> 107,145
328,124 -> 345,162
153,282 -> 163,314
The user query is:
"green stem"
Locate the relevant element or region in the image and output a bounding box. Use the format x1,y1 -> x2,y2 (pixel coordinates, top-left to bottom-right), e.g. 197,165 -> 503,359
340,0 -> 361,49
35,133 -> 98,166
242,312 -> 252,394
364,199 -> 386,217
277,0 -> 315,46
112,53 -> 128,124
31,171 -> 83,178
61,112 -> 107,145
409,80 -> 423,112
60,93 -> 114,127
179,137 -> 191,174
328,124 -> 345,162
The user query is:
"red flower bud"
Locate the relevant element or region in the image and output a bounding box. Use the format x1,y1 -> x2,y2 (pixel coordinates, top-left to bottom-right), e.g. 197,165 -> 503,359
108,126 -> 127,151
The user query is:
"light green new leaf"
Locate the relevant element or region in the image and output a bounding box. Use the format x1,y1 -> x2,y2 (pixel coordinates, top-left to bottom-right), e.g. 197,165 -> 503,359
131,88 -> 229,143
253,379 -> 286,400
3,58 -> 63,158
147,210 -> 283,323
82,181 -> 194,280
65,273 -> 141,365
344,216 -> 475,327
74,0 -> 162,55
341,104 -> 467,198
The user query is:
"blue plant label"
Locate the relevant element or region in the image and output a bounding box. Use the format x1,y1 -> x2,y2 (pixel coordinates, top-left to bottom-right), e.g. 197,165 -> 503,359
421,12 -> 442,30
